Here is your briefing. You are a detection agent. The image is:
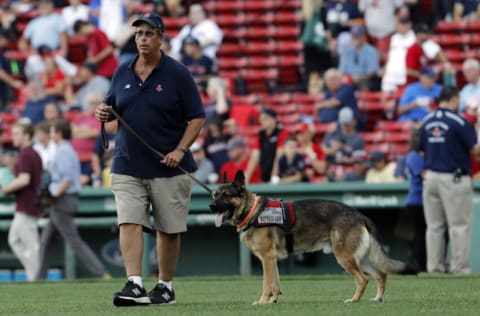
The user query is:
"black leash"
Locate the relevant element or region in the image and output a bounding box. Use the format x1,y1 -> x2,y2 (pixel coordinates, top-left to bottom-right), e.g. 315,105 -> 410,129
101,108 -> 214,197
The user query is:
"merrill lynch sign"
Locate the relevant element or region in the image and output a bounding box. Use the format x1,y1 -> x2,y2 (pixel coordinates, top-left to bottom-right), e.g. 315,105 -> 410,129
342,194 -> 400,207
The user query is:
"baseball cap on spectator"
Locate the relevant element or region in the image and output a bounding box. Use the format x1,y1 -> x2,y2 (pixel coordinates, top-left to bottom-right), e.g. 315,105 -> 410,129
338,107 -> 354,124
351,25 -> 366,37
369,150 -> 386,162
190,142 -> 202,153
227,137 -> 245,150
413,23 -> 431,34
261,108 -> 278,119
132,12 -> 165,33
37,45 -> 53,56
420,67 -> 436,77
297,122 -> 313,134
80,62 -> 98,74
183,35 -> 200,46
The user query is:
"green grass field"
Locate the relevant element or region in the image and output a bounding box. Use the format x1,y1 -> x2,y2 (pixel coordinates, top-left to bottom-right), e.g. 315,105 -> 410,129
1,275 -> 479,316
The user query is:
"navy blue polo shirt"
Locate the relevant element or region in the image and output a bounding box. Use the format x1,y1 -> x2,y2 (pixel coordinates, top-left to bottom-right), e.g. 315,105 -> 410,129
318,83 -> 360,124
104,53 -> 205,178
418,108 -> 477,174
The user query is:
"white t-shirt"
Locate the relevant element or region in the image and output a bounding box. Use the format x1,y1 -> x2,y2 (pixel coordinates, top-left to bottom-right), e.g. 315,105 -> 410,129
62,4 -> 90,35
33,141 -> 57,172
382,30 -> 416,92
171,19 -> 223,59
359,0 -> 403,38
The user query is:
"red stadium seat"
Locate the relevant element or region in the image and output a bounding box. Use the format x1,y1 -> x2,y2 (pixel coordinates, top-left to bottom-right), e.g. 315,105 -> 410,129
435,20 -> 466,33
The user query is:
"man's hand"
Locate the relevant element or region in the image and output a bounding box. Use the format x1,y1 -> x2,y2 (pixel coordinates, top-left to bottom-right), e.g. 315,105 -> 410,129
95,103 -> 112,122
160,149 -> 185,168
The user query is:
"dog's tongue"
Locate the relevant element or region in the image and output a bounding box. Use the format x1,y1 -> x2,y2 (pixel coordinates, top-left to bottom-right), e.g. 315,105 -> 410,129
215,213 -> 225,227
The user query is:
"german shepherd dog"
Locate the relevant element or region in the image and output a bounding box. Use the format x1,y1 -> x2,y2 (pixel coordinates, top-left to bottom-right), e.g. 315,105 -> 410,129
210,171 -> 415,305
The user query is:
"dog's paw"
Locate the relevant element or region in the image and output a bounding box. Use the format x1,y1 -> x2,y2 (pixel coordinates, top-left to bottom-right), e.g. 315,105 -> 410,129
370,297 -> 384,303
344,298 -> 359,304
267,296 -> 278,304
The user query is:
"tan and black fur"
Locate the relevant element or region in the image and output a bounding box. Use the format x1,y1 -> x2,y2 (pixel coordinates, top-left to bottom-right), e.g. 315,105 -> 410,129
210,171 -> 416,305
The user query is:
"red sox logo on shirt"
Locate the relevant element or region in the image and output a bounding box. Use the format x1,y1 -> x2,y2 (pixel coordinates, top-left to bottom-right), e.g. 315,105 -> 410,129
432,127 -> 442,137
155,84 -> 162,92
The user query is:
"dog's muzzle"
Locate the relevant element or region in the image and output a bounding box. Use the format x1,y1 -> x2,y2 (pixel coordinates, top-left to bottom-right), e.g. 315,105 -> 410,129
209,199 -> 234,213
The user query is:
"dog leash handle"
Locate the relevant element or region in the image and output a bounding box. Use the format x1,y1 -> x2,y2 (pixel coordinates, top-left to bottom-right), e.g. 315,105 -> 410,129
101,122 -> 109,150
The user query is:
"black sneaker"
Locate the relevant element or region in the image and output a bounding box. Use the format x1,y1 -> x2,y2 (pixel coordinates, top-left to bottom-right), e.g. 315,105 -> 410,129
113,280 -> 151,306
149,283 -> 176,305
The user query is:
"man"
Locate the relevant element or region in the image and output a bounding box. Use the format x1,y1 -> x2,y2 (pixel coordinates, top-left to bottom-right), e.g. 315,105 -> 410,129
190,142 -> 215,184
397,67 -> 443,122
453,0 -> 480,21
171,4 -> 223,59
459,58 -> 480,113
73,19 -> 119,79
365,150 -> 399,183
21,79 -> 56,124
219,137 -> 261,184
419,86 -> 480,275
95,12 -> 205,306
322,107 -> 365,164
204,76 -> 231,124
245,108 -> 289,183
381,15 -> 416,92
181,35 -> 218,92
36,119 -> 109,280
358,0 -> 403,44
61,0 -> 89,35
33,120 -> 56,172
341,150 -> 369,181
1,122 -> 43,281
0,30 -> 23,111
339,25 -> 380,91
405,24 -> 450,85
18,0 -> 68,55
315,68 -> 361,124
68,63 -> 111,111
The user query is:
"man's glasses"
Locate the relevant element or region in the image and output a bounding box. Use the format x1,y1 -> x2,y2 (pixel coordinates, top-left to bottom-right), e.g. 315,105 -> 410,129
135,30 -> 158,38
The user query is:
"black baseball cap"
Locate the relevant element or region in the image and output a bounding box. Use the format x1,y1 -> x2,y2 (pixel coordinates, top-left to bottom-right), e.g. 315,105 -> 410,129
132,12 -> 165,33
261,108 -> 278,119
183,35 -> 200,46
414,23 -> 431,34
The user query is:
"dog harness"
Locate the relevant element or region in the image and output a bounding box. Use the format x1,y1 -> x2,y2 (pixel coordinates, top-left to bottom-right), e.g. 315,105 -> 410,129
239,198 -> 296,254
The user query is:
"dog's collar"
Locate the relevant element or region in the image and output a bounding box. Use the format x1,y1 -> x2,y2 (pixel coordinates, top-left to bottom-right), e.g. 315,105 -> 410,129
236,194 -> 261,231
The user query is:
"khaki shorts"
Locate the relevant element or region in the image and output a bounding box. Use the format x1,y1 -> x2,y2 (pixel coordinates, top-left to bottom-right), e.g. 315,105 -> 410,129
111,173 -> 192,233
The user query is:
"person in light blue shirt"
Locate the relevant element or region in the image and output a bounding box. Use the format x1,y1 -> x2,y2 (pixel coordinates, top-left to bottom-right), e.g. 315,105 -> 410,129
397,67 -> 442,122
36,119 -> 108,280
19,0 -> 68,53
338,25 -> 380,91
459,58 -> 480,113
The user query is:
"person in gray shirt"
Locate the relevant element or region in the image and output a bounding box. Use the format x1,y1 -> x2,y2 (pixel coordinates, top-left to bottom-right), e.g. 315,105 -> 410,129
68,63 -> 110,111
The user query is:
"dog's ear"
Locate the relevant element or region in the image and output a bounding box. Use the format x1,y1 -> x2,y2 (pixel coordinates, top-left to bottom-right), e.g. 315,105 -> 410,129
222,172 -> 228,184
233,170 -> 246,189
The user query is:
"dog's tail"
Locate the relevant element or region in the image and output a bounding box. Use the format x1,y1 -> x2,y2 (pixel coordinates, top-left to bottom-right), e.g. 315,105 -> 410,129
368,237 -> 418,275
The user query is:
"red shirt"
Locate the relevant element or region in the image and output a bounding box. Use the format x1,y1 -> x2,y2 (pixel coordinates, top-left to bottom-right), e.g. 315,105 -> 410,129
405,42 -> 426,84
14,146 -> 43,216
44,69 -> 66,89
71,113 -> 101,162
86,28 -> 118,78
219,157 -> 262,184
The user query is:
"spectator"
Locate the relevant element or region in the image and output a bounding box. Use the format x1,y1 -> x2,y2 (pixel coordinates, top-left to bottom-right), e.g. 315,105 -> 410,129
33,120 -> 56,172
296,122 -> 327,180
0,3 -> 18,41
61,0 -> 89,35
71,92 -> 102,185
41,56 -> 70,101
171,4 -> 223,60
246,108 -> 290,183
405,23 -> 451,85
365,150 -> 399,183
0,150 -> 15,186
322,107 -> 365,164
161,34 -> 174,58
358,0 -> 403,51
73,20 -> 119,79
433,0 -> 454,25
325,0 -> 362,54
113,4 -> 138,65
397,67 -> 443,122
219,137 -> 262,184
301,0 -> 334,87
190,141 -> 216,184
272,136 -> 307,184
1,122 -> 43,281
181,35 -> 218,92
339,25 -> 380,91
341,150 -> 369,181
18,0 -> 68,55
22,79 -> 55,124
91,120 -> 116,187
88,0 -> 125,41
154,0 -> 185,17
43,101 -> 62,124
453,0 -> 480,21
203,118 -> 230,173
459,58 -> 480,113
23,44 -> 77,81
204,77 -> 231,124
404,126 -> 426,272
381,15 -> 416,92
0,30 -> 23,111
315,68 -> 361,124
67,62 -> 110,111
